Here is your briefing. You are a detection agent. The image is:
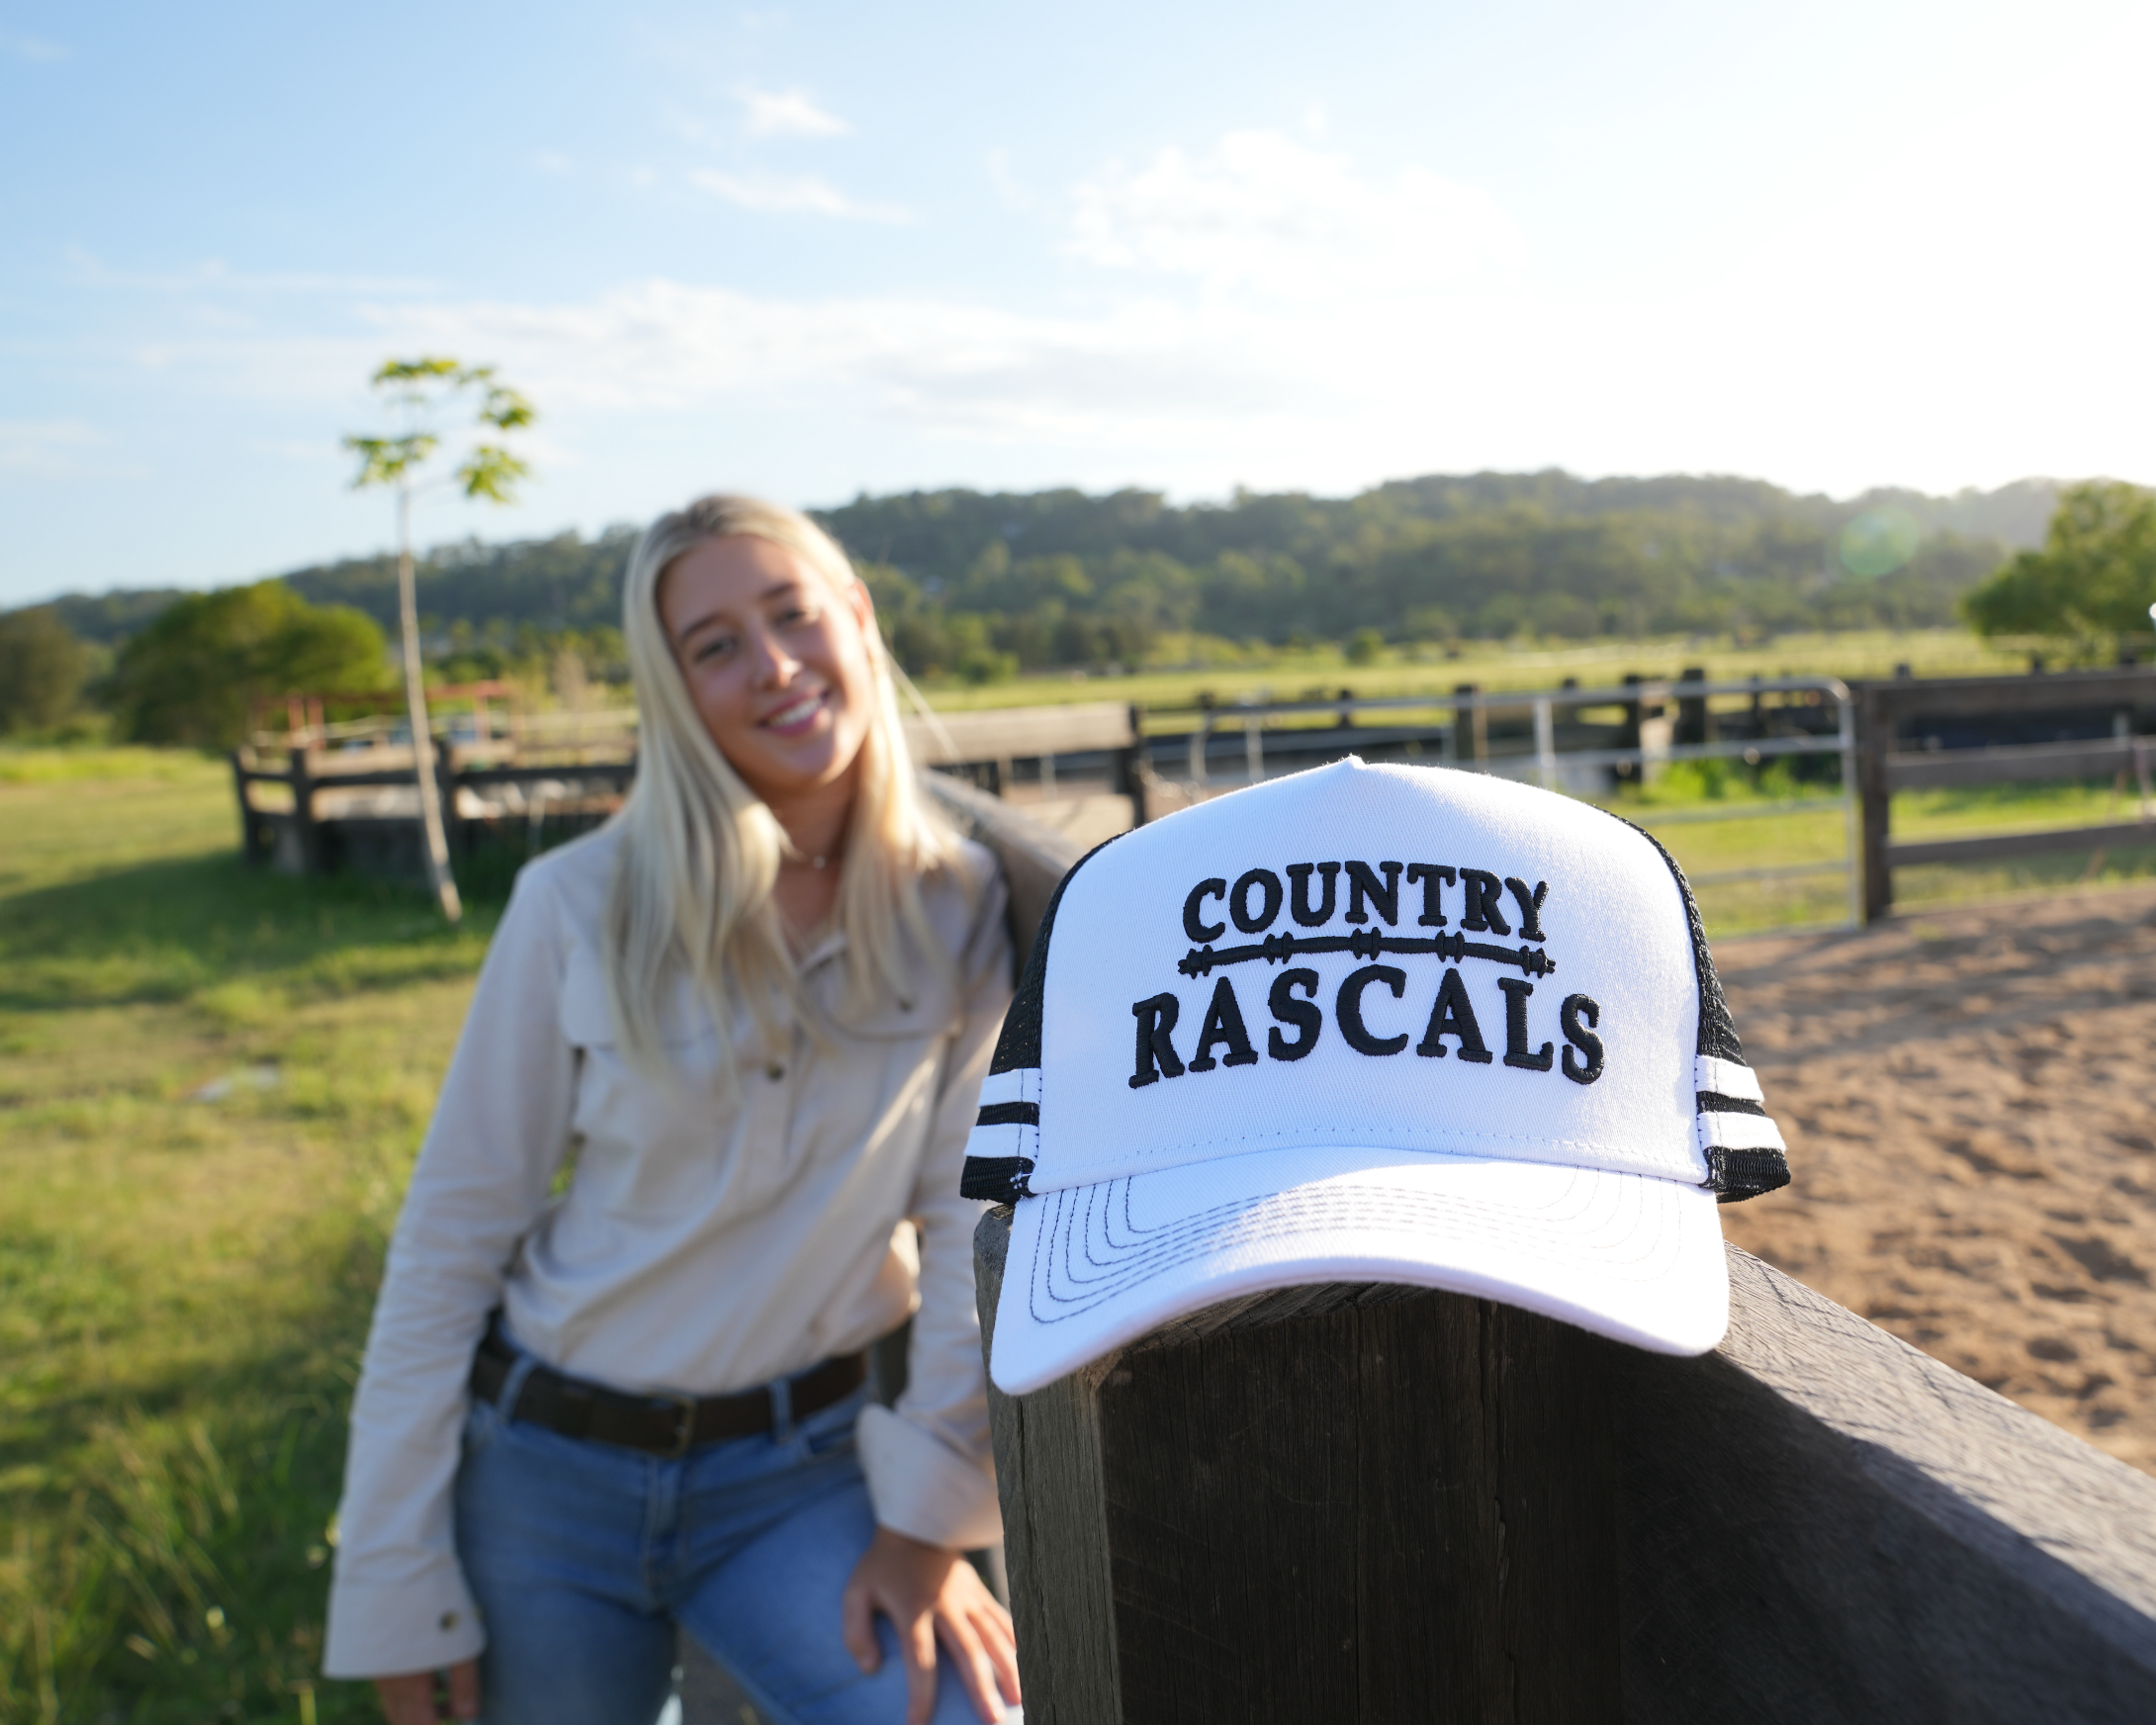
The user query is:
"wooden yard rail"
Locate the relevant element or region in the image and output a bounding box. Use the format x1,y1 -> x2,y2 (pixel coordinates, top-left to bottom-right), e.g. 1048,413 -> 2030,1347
233,670 -> 2156,937
230,743 -> 633,883
229,697 -> 1153,891
904,699 -> 1151,827
1855,668 -> 2156,920
918,779 -> 2156,1725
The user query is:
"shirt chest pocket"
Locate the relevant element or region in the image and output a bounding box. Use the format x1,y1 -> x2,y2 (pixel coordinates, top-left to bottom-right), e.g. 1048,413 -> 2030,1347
555,954 -> 787,1224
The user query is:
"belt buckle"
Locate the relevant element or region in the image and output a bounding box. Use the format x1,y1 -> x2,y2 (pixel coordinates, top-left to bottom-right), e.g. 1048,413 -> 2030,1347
656,1391 -> 698,1459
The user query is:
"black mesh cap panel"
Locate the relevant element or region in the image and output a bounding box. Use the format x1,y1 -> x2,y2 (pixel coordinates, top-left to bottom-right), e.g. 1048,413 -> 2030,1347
987,833 -> 1123,1076
1622,817 -> 1790,1203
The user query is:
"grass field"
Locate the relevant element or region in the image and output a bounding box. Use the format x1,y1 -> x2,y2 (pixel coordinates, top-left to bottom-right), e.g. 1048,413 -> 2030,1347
918,625 -> 2044,714
4,727 -> 2152,1719
1,754 -> 497,1723
1619,767 -> 2156,934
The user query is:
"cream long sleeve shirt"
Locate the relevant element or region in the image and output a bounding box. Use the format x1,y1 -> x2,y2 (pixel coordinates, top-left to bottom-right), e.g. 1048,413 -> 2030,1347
322,823 -> 1011,1680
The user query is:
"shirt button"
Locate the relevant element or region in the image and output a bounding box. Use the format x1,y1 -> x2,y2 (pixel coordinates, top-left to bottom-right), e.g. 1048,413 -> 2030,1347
439,1611 -> 459,1631
765,1062 -> 785,1081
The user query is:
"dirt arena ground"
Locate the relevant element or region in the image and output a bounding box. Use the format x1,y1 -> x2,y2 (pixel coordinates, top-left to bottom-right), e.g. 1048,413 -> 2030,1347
1716,880 -> 2156,1475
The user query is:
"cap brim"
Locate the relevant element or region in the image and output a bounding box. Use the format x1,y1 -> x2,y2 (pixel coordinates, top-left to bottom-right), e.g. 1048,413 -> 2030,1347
990,1144 -> 1728,1396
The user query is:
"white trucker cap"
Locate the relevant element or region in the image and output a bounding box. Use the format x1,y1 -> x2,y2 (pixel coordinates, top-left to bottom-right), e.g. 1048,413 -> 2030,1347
962,757 -> 1788,1396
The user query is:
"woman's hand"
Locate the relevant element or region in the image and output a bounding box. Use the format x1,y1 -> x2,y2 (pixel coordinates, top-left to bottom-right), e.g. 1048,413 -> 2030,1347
841,1526 -> 1022,1725
373,1661 -> 480,1724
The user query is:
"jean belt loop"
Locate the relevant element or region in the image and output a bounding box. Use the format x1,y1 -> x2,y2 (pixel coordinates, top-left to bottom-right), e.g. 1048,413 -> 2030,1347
495,1348 -> 543,1425
768,1371 -> 795,1445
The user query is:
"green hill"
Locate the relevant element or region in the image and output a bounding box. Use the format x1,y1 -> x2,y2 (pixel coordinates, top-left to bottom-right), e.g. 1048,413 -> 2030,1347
21,472 -> 2061,686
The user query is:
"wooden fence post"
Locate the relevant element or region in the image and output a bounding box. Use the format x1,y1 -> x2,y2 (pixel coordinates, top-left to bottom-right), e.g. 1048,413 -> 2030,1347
1116,703 -> 1150,827
229,752 -> 269,865
1856,681 -> 1894,922
975,1208 -> 1621,1724
1675,666 -> 1711,748
290,746 -> 321,876
1453,682 -> 1488,768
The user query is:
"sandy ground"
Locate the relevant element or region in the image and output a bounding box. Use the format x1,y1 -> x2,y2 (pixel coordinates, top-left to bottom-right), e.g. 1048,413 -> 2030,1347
1716,881 -> 2156,1475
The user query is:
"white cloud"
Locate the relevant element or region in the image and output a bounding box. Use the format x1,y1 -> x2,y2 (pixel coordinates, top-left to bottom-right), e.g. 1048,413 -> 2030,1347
985,148 -> 1032,212
688,169 -> 906,223
63,248 -> 438,296
2,33 -> 68,62
737,85 -> 850,138
0,419 -> 135,482
1069,130 -> 1526,303
71,117 -> 2156,510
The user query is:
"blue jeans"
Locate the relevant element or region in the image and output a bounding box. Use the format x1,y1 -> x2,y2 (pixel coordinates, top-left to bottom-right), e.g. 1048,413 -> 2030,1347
454,1376 -> 991,1725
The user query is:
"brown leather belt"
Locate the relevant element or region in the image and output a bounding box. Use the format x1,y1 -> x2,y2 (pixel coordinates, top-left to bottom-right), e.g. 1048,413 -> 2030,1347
471,1323 -> 868,1459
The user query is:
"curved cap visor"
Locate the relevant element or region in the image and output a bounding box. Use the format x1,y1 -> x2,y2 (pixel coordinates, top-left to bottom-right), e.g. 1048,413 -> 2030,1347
989,1144 -> 1730,1396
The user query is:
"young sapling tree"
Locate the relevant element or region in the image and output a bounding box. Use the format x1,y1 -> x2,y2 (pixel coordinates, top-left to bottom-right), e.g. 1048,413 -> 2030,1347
345,359 -> 535,921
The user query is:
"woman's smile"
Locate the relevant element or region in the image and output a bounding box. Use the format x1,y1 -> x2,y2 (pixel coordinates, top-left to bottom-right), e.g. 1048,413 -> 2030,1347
761,687 -> 829,738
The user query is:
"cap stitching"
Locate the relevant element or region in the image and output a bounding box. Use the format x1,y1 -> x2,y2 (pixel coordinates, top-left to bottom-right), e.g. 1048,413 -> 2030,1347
1026,1177 -> 1691,1324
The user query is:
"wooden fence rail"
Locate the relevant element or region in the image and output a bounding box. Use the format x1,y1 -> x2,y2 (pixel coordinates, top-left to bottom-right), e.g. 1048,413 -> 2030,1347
1854,669 -> 2156,920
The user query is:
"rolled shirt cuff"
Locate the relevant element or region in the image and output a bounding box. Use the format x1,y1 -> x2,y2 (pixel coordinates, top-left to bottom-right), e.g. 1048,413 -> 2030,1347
322,1562 -> 486,1680
854,1404 -> 1003,1551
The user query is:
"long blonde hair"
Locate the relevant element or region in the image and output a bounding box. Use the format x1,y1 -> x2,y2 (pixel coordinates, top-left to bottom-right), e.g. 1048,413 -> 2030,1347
605,494 -> 965,1072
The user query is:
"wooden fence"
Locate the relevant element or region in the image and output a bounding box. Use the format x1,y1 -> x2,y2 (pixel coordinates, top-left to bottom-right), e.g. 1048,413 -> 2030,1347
902,699 -> 1150,828
230,742 -> 633,884
1855,667 -> 2156,920
234,671 -> 2156,938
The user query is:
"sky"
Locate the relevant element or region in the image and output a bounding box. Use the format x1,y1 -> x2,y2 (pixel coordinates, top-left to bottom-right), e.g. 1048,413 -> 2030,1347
5,0 -> 2155,606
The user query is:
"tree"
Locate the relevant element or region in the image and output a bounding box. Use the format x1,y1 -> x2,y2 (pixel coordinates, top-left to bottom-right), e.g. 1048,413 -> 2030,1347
345,358 -> 534,922
1962,481 -> 2156,645
0,607 -> 90,733
110,583 -> 390,748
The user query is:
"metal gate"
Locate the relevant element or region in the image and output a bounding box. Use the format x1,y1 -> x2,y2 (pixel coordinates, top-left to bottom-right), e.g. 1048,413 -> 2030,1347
1175,677 -> 1859,931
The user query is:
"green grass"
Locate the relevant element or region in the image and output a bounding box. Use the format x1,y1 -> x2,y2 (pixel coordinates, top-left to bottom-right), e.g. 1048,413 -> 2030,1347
0,748 -> 229,788
0,754 -> 497,1723
1608,766 -> 2156,935
917,625 -> 2040,715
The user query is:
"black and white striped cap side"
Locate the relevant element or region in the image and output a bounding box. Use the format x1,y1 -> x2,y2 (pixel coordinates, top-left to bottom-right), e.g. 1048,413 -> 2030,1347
1627,820 -> 1791,1203
1693,1053 -> 1787,1200
959,1066 -> 1041,1201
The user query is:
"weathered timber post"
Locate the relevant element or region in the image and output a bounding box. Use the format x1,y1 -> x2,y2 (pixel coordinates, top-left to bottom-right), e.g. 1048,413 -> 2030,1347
1453,681 -> 1488,768
1616,673 -> 1644,787
1114,703 -> 1150,827
290,745 -> 322,876
230,752 -> 270,865
1856,681 -> 1895,922
974,1207 -> 1621,1725
1675,666 -> 1710,748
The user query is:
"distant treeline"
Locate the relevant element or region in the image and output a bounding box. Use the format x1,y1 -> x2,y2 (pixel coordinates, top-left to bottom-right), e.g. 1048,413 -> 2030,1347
827,474 -> 2051,680
23,472 -> 2061,694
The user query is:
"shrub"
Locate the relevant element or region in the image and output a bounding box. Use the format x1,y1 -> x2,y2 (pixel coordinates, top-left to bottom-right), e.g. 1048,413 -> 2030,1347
0,607 -> 90,733
110,584 -> 391,749
1962,481 -> 2156,644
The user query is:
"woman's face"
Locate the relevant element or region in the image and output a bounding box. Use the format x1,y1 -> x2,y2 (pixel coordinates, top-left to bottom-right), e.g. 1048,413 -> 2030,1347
658,534 -> 879,807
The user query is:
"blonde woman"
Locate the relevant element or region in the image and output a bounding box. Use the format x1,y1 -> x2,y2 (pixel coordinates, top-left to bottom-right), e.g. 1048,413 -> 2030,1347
322,497 -> 1022,1725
